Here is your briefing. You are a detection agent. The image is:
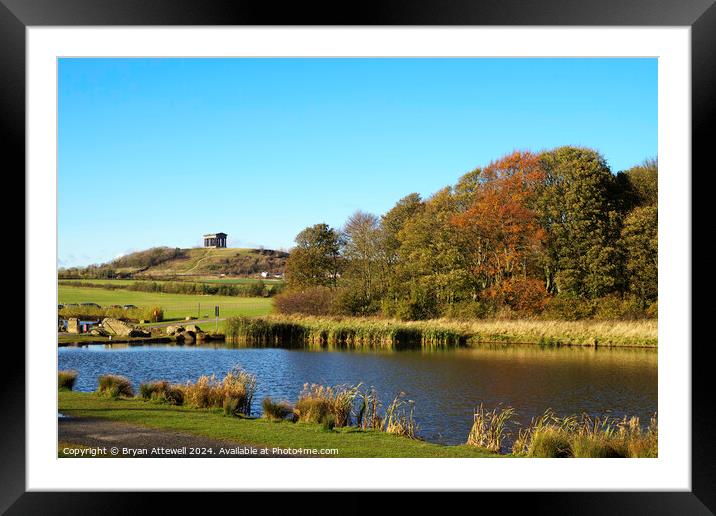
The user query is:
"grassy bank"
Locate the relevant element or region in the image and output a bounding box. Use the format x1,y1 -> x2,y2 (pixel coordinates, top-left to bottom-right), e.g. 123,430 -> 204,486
225,315 -> 657,349
58,391 -> 498,458
58,285 -> 273,320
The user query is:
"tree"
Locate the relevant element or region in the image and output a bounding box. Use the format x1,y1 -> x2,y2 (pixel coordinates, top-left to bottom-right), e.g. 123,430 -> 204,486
538,146 -> 623,298
615,158 -> 658,211
341,211 -> 382,305
395,187 -> 469,314
451,151 -> 547,304
621,205 -> 658,304
284,223 -> 342,290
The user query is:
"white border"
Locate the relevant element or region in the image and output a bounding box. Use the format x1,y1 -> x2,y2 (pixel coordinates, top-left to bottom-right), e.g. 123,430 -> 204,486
27,27 -> 691,491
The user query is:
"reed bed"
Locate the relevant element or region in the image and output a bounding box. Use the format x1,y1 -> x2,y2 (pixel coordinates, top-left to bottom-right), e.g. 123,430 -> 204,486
226,315 -> 467,349
58,370 -> 78,391
467,407 -> 658,458
225,315 -> 656,348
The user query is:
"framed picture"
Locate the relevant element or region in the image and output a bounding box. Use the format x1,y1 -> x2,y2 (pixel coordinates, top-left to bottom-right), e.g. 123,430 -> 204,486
5,0 -> 711,512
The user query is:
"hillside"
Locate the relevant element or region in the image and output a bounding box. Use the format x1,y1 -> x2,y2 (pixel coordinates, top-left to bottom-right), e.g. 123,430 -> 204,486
59,247 -> 289,280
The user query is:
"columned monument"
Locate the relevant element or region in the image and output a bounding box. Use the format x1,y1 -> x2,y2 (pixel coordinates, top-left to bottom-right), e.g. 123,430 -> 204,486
203,232 -> 227,248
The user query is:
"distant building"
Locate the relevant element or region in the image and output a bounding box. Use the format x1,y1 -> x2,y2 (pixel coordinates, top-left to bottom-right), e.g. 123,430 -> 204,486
203,232 -> 227,248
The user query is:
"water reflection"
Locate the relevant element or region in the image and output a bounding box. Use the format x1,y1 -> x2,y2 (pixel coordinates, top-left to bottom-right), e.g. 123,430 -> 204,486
58,343 -> 657,445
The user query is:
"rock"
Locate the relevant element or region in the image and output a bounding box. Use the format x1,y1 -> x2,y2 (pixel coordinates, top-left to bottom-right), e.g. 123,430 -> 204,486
165,325 -> 184,335
129,328 -> 151,338
195,331 -> 206,340
90,328 -> 109,336
101,318 -> 136,337
185,324 -> 202,333
177,330 -> 196,343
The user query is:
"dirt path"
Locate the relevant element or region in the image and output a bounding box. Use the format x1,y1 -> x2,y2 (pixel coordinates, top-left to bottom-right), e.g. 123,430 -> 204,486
59,417 -> 285,458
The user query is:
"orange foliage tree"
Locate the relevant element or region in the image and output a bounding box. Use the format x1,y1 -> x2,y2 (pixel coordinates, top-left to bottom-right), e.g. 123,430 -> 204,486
451,151 -> 547,307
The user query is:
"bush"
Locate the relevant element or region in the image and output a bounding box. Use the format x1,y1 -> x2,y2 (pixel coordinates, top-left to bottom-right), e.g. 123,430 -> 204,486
274,287 -> 337,316
331,288 -> 380,316
58,370 -> 78,391
262,397 -> 295,421
143,306 -> 164,323
97,374 -> 134,398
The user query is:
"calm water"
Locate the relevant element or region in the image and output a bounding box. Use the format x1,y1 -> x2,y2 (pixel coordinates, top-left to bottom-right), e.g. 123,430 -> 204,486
58,344 -> 657,445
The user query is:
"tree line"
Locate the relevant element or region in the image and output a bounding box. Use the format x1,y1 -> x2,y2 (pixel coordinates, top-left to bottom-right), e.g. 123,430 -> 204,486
278,146 -> 657,320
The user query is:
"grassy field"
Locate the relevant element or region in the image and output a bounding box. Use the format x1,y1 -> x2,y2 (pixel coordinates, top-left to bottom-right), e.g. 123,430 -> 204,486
58,391 -> 499,458
226,315 -> 657,348
58,285 -> 273,320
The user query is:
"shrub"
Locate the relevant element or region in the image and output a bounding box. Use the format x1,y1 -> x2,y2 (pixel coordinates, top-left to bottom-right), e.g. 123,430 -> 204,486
143,306 -> 164,323
541,294 -> 595,320
262,397 -> 295,421
274,287 -> 337,316
58,370 -> 78,391
97,374 -> 134,398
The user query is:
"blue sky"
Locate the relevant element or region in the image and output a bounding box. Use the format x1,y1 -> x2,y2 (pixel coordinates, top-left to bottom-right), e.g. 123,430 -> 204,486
58,58 -> 657,267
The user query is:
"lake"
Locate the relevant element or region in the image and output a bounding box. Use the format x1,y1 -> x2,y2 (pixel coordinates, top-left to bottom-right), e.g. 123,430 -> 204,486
58,344 -> 657,445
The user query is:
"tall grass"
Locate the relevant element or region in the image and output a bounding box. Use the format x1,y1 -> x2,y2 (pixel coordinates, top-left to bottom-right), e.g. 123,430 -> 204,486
58,370 -> 78,391
182,367 -> 257,416
295,383 -> 359,427
225,315 -> 656,348
262,397 -> 295,421
139,380 -> 184,405
509,409 -> 658,458
466,404 -> 517,453
97,374 -> 134,398
225,315 -> 466,349
383,393 -> 419,439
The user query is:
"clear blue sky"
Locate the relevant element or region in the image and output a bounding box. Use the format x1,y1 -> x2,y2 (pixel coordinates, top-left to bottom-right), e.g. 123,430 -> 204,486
58,58 -> 657,267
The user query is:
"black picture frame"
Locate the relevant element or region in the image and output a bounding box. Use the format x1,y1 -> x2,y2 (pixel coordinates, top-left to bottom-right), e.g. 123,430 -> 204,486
4,0 -> 710,513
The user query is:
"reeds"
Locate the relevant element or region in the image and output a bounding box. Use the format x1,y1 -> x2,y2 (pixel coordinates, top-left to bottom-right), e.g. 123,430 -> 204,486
224,315 -> 656,349
97,374 -> 134,398
58,370 -> 78,391
509,409 -> 658,458
139,380 -> 184,405
383,393 -> 419,439
466,404 -> 516,452
262,397 -> 295,421
225,315 -> 467,349
183,367 -> 257,416
295,383 -> 359,427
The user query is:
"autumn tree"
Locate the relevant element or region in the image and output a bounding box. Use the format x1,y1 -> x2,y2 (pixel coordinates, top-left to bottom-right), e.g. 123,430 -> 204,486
284,223 -> 342,290
451,151 -> 547,310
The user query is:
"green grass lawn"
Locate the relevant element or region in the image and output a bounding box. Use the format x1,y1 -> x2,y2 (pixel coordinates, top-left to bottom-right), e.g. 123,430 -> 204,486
58,391 -> 500,458
58,285 -> 274,320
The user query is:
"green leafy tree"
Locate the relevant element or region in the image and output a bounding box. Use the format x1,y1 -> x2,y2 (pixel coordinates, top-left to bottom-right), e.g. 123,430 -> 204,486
539,146 -> 623,298
621,205 -> 658,304
285,223 -> 342,290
